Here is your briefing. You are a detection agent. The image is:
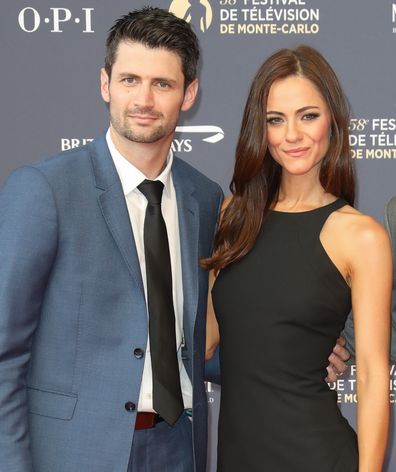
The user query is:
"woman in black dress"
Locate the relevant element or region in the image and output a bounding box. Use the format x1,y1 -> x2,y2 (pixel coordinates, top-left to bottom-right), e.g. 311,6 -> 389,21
204,46 -> 391,471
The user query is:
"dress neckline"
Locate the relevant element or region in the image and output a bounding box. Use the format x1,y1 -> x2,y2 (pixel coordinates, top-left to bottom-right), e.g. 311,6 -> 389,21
270,198 -> 343,215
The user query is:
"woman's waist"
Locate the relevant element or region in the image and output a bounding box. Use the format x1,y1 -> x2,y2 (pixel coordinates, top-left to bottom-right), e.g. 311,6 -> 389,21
220,381 -> 352,431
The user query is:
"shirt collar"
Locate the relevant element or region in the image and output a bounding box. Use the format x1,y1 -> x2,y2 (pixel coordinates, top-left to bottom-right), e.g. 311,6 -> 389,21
106,128 -> 173,198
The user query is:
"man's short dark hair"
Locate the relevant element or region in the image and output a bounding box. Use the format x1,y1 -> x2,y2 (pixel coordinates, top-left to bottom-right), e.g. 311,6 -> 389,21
105,7 -> 200,87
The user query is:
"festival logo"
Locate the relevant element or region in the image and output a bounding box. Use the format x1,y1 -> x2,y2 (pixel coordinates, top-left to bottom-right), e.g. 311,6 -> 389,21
218,0 -> 320,36
392,3 -> 396,33
349,118 -> 396,160
169,0 -> 213,33
329,364 -> 396,404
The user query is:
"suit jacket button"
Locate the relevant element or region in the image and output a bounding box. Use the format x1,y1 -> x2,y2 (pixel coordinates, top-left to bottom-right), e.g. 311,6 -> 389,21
125,401 -> 136,412
134,348 -> 144,359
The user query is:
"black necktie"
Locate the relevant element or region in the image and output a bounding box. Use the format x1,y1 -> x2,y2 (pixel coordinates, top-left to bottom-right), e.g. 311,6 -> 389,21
137,179 -> 184,425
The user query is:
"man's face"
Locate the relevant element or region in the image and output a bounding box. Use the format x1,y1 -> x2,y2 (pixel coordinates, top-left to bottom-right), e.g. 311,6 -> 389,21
101,41 -> 197,146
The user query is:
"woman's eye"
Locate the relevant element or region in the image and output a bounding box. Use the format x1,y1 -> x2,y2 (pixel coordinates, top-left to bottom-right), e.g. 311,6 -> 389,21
302,113 -> 320,121
266,116 -> 283,126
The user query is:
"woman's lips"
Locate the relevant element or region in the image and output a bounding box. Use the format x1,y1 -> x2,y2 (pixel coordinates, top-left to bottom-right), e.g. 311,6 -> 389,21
283,147 -> 310,157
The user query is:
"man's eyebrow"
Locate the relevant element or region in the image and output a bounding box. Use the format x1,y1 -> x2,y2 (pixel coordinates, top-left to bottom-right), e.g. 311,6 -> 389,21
116,72 -> 178,85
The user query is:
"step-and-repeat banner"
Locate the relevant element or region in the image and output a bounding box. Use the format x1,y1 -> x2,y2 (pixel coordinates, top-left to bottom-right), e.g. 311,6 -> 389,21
1,1 -> 395,470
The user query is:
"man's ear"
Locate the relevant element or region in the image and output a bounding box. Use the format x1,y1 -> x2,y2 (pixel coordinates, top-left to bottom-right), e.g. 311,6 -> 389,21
181,78 -> 199,112
100,68 -> 110,103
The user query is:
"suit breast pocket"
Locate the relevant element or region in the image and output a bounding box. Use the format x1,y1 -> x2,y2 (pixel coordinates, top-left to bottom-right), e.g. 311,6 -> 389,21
27,386 -> 78,420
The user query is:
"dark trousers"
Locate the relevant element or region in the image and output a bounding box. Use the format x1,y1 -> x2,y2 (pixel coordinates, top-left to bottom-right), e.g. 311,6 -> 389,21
128,412 -> 194,472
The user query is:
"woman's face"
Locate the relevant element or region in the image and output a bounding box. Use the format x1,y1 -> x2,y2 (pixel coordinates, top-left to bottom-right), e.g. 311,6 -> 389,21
266,75 -> 332,179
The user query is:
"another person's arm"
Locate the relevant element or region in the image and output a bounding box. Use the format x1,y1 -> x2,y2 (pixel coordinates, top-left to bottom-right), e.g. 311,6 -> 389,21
384,196 -> 396,362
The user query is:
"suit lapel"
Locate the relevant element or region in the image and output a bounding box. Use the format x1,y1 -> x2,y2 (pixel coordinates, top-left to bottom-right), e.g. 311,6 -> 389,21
89,134 -> 145,297
172,159 -> 200,347
89,139 -> 200,328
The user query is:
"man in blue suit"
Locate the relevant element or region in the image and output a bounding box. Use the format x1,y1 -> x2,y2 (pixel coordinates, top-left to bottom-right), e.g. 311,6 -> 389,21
0,8 -> 222,472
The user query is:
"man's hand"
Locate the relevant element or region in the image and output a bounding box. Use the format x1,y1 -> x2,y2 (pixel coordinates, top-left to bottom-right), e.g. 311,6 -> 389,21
325,336 -> 351,382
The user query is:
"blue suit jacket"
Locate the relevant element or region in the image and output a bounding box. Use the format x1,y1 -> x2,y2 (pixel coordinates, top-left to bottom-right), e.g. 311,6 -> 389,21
0,134 -> 223,472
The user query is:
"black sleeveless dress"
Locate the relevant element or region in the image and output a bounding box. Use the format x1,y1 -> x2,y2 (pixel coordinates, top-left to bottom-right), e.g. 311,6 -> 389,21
212,199 -> 358,471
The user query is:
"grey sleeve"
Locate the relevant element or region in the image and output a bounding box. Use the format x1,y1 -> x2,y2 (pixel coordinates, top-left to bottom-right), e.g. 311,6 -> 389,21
385,197 -> 396,362
341,312 -> 355,361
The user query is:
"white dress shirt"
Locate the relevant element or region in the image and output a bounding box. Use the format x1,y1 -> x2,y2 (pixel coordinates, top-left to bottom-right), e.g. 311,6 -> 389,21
106,129 -> 192,411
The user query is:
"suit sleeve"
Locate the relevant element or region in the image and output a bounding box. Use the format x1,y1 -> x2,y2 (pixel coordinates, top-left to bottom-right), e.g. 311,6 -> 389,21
341,313 -> 355,360
204,186 -> 224,384
0,166 -> 58,471
385,197 -> 396,362
205,347 -> 221,384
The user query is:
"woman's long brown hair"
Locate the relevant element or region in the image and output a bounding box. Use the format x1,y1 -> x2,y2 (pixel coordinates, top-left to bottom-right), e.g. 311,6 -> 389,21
202,45 -> 355,271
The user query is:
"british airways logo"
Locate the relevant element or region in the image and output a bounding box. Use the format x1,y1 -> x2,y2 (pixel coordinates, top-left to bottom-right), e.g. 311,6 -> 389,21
175,125 -> 224,144
60,126 -> 225,153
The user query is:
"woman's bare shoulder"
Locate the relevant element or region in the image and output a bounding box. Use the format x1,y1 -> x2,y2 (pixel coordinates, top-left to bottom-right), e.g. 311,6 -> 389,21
333,204 -> 390,253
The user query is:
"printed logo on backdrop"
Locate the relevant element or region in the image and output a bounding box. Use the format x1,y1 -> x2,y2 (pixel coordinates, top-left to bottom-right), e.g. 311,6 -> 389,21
209,364 -> 396,406
349,118 -> 396,160
219,0 -> 320,35
169,0 -> 213,32
171,0 -> 320,36
60,126 -> 224,153
207,364 -> 396,408
18,7 -> 94,33
206,382 -> 217,403
393,3 -> 396,33
329,364 -> 396,404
